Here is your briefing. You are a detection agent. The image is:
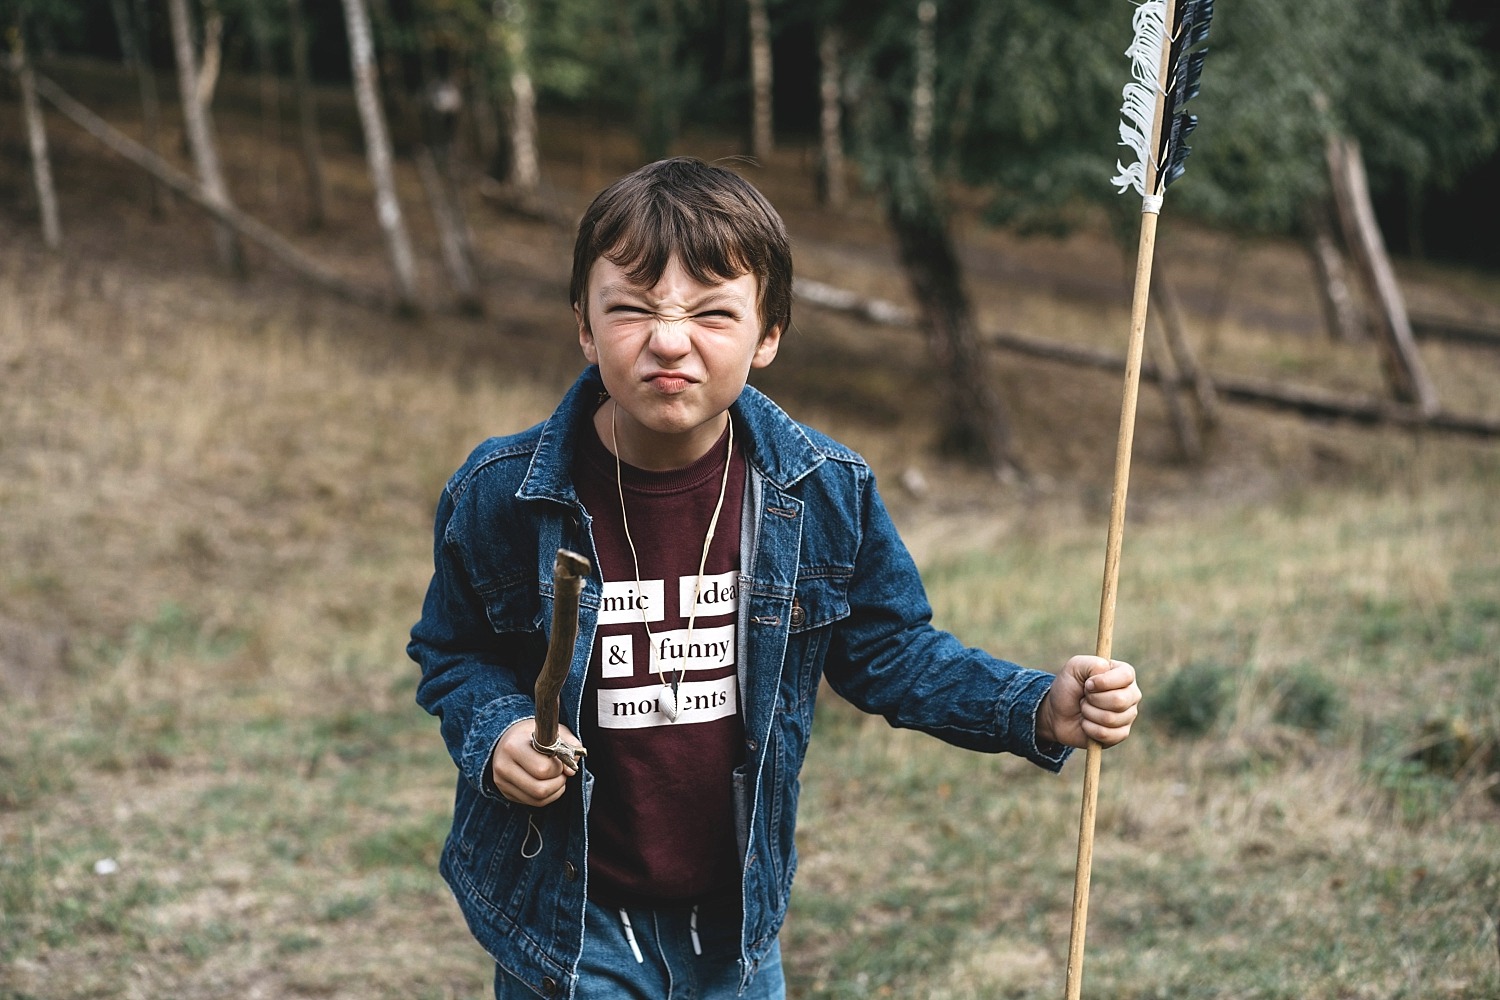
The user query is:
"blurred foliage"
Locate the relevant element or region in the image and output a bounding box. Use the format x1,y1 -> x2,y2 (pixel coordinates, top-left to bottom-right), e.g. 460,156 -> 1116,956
826,0 -> 1496,239
1182,0 -> 1498,232
6,0 -> 1498,239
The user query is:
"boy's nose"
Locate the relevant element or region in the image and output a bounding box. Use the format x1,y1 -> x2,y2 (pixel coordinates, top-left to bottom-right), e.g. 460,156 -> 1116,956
648,317 -> 692,360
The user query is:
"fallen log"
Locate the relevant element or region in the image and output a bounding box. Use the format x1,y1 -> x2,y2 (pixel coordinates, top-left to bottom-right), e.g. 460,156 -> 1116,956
982,328 -> 1500,438
23,68 -> 387,311
1409,314 -> 1500,349
791,279 -> 1500,439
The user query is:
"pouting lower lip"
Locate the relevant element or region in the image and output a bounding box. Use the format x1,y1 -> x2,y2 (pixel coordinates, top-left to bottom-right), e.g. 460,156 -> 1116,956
647,375 -> 694,393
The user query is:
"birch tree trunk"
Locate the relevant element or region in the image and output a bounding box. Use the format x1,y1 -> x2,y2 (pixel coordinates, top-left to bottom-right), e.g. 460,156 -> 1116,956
493,0 -> 539,192
341,0 -> 417,310
286,0 -> 327,228
747,0 -> 773,160
816,25 -> 846,208
166,0 -> 245,274
1325,134 -> 1438,415
108,0 -> 168,216
10,19 -> 61,249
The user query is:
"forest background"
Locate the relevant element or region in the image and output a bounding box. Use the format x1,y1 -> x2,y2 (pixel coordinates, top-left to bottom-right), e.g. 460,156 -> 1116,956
2,0 -> 1500,997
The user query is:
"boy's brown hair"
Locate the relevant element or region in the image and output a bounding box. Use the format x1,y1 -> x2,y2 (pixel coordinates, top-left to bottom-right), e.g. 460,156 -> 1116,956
570,157 -> 793,341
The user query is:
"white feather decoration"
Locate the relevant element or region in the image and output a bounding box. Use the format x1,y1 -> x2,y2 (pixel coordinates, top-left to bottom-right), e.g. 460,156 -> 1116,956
1110,0 -> 1167,196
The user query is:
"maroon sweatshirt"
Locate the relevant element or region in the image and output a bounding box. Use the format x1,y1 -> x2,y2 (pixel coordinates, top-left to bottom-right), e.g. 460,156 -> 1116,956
573,420 -> 747,907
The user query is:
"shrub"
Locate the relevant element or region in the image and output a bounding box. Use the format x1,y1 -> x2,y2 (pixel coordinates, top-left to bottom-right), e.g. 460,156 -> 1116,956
1272,666 -> 1342,734
1152,661 -> 1233,738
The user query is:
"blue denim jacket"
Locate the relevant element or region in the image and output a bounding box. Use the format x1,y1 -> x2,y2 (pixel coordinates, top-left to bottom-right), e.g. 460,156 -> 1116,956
409,367 -> 1070,998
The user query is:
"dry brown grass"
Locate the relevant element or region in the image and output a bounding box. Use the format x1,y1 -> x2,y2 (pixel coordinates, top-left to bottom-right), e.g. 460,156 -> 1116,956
3,58 -> 1499,999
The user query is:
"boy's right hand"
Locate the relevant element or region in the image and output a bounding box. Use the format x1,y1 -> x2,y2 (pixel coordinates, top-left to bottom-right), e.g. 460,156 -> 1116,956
491,719 -> 581,807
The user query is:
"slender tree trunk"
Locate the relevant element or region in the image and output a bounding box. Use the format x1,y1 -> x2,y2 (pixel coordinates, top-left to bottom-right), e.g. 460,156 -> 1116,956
816,25 -> 845,208
11,19 -> 61,249
493,0 -> 539,193
108,0 -> 169,216
747,0 -> 773,160
886,184 -> 1015,472
506,57 -> 538,192
285,0 -> 327,229
1325,134 -> 1438,414
417,146 -> 481,313
416,67 -> 481,313
341,0 -> 418,310
1150,268 -> 1219,429
1301,200 -> 1365,342
195,3 -> 224,115
1145,314 -> 1202,461
166,0 -> 245,274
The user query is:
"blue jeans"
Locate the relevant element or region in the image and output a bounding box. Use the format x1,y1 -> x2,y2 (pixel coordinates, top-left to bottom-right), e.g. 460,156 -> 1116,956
494,897 -> 785,999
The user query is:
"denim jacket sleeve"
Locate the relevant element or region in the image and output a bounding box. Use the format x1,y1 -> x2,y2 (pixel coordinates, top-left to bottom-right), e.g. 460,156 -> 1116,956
820,469 -> 1071,771
409,468 -> 545,800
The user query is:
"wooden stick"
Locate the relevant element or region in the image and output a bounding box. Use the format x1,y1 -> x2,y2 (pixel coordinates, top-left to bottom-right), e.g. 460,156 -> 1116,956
1065,208 -> 1159,1000
1067,0 -> 1177,992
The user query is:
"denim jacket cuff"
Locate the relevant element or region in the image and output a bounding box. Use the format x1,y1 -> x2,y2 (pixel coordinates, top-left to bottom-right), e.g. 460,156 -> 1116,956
462,694 -> 537,799
1010,671 -> 1073,773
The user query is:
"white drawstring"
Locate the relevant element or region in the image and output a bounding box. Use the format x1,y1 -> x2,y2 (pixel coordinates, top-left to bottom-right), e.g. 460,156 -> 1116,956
689,904 -> 703,956
520,814 -> 543,859
619,909 -> 645,963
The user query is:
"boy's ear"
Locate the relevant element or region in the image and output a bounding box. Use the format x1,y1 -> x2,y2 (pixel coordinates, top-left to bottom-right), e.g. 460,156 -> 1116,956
751,323 -> 784,369
575,303 -> 598,363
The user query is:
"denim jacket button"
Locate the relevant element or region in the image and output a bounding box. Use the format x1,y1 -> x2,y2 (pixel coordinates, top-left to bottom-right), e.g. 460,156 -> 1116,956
540,976 -> 559,996
563,861 -> 579,882
789,602 -> 805,628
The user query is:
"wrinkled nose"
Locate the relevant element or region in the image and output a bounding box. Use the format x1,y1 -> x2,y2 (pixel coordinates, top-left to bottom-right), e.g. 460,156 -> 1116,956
648,317 -> 692,362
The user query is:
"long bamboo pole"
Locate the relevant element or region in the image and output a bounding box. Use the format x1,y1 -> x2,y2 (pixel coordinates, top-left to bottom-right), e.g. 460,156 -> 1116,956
1064,207 -> 1159,1000
1065,1 -> 1178,994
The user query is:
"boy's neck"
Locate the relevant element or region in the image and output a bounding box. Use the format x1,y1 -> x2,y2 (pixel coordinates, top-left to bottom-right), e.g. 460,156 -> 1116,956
593,401 -> 729,472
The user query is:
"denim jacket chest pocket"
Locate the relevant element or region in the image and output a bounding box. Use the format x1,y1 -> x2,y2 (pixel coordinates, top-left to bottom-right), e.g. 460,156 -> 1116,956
784,568 -> 851,701
475,571 -> 539,637
765,568 -> 842,772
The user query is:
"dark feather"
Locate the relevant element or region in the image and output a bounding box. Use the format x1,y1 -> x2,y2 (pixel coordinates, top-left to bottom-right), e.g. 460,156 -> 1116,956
1154,0 -> 1214,192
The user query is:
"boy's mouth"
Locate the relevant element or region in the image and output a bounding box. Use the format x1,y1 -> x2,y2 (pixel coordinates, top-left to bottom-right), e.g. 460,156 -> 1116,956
646,372 -> 695,394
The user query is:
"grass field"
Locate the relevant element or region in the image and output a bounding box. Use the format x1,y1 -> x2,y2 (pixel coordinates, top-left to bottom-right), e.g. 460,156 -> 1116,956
3,77 -> 1500,997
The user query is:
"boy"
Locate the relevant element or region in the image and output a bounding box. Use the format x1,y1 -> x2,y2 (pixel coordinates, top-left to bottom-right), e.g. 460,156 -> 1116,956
409,157 -> 1141,999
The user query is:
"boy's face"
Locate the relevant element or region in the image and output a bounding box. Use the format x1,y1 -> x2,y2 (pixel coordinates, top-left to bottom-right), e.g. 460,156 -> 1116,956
577,255 -> 782,471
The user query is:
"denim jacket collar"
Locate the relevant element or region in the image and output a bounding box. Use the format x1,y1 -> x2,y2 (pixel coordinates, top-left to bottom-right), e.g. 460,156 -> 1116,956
516,366 -> 827,505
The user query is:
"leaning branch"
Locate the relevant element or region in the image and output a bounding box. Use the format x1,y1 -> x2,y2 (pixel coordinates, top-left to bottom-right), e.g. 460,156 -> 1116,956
21,67 -> 387,311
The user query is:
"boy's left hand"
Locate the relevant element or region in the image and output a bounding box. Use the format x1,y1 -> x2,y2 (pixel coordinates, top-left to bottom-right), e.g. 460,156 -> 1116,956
1037,655 -> 1141,750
